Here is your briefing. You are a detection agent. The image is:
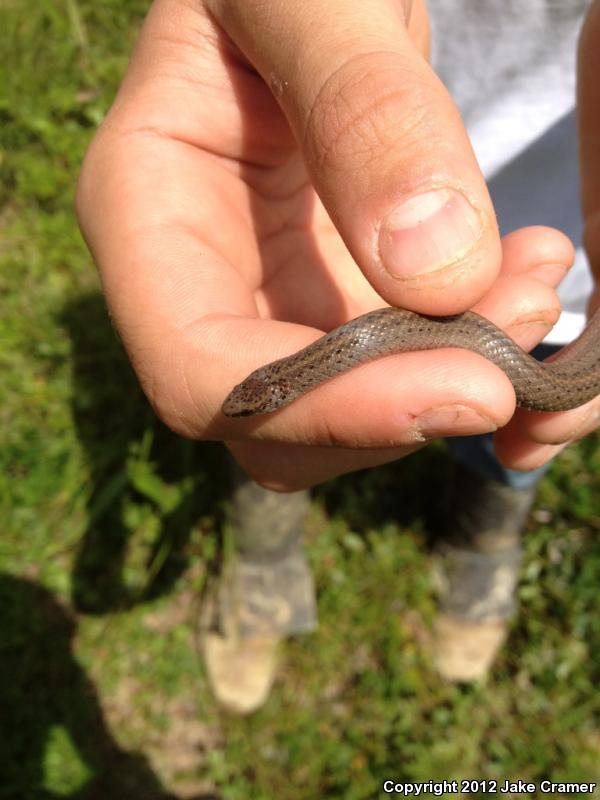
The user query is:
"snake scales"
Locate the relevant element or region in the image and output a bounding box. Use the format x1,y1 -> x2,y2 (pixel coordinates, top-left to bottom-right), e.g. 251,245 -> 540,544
222,307 -> 600,417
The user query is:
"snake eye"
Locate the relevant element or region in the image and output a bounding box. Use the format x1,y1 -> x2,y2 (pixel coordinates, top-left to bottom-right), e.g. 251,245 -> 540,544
233,408 -> 255,417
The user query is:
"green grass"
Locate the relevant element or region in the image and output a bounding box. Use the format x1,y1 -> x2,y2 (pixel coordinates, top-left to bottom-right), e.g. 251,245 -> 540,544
1,1 -> 599,797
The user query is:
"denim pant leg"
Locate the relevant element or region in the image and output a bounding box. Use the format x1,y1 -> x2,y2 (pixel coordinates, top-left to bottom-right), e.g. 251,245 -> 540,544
223,458 -> 318,637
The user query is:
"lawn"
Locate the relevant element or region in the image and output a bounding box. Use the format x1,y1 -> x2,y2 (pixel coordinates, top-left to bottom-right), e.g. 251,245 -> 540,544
1,1 -> 599,798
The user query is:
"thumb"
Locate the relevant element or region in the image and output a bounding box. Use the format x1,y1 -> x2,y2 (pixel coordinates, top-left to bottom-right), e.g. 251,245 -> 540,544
208,0 -> 501,314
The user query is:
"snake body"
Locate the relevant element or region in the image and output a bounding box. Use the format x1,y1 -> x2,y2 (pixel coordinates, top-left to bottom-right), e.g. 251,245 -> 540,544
221,307 -> 600,417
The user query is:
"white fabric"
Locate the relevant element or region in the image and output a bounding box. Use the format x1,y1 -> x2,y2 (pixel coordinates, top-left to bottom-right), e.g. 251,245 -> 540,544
429,0 -> 594,343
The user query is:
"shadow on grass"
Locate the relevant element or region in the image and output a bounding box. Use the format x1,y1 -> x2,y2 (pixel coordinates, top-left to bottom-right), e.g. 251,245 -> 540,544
312,442 -> 454,548
0,573 -> 192,799
61,289 -> 455,619
60,291 -> 230,615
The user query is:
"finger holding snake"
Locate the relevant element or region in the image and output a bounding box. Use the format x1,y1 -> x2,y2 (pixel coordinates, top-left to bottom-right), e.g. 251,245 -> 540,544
494,1 -> 600,473
224,227 -> 576,489
493,289 -> 600,473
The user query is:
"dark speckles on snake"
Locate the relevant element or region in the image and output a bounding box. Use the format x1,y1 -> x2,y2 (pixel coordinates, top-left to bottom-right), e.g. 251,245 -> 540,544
221,307 -> 600,417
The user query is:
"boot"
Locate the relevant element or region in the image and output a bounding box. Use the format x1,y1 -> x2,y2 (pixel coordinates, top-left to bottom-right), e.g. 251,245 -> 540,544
200,463 -> 316,713
432,463 -> 537,681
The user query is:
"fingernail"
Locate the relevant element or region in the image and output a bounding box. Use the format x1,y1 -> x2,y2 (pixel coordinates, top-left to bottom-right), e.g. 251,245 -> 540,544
411,403 -> 498,441
505,310 -> 559,347
379,188 -> 483,278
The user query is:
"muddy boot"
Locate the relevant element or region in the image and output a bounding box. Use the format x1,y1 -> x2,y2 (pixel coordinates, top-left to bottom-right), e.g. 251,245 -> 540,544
201,462 -> 316,714
432,463 -> 538,682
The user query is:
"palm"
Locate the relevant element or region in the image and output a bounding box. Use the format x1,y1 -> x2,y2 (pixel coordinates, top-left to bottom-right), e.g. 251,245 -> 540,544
115,25 -> 384,335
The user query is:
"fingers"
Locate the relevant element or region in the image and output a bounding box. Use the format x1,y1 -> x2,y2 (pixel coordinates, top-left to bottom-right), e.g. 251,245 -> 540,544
489,226 -> 594,473
494,396 -> 600,472
497,226 -> 574,283
76,149 -> 542,455
207,0 -> 502,314
493,339 -> 600,472
179,313 -> 514,446
498,4 -> 600,475
227,440 -> 423,491
472,226 -> 573,352
220,226 -> 573,488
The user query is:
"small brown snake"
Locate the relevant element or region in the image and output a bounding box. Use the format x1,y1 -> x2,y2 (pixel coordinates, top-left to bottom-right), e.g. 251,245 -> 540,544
221,307 -> 600,417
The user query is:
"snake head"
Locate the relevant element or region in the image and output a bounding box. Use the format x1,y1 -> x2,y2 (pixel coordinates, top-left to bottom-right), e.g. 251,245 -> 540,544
221,369 -> 293,417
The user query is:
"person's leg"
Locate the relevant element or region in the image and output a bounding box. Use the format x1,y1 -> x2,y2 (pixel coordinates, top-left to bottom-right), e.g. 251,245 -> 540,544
433,346 -> 556,680
202,458 -> 317,713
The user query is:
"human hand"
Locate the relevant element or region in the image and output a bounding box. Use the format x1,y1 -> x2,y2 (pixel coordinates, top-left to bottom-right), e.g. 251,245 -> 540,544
76,0 -> 571,489
494,0 -> 600,472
